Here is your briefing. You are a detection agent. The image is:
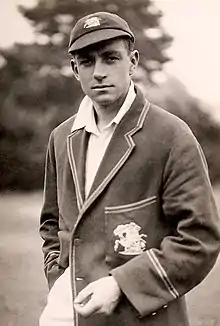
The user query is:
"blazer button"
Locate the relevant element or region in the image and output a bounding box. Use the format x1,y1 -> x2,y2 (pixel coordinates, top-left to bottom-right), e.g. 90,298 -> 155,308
152,312 -> 157,316
163,305 -> 168,309
76,277 -> 83,281
74,238 -> 82,246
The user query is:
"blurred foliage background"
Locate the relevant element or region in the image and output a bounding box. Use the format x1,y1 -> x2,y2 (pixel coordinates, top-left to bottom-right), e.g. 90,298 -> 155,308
1,0 -> 220,191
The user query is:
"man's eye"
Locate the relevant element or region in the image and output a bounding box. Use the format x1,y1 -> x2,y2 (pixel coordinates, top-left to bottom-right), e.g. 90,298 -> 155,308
106,56 -> 119,63
79,59 -> 93,66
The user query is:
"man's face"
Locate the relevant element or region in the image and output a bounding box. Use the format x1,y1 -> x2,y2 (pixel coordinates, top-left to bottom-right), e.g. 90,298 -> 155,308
71,38 -> 139,108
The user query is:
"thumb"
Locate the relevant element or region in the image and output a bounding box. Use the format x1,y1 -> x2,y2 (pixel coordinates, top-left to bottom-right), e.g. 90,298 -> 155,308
74,284 -> 93,305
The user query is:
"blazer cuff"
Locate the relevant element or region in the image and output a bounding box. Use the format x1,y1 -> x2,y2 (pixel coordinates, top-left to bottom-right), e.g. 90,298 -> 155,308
110,250 -> 177,317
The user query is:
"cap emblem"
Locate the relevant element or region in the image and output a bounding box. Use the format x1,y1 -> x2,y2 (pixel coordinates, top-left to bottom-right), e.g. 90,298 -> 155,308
84,17 -> 101,29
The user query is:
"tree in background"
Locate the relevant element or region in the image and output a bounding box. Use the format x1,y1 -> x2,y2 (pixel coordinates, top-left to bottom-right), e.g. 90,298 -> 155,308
20,0 -> 172,78
0,0 -> 172,190
0,0 -> 220,190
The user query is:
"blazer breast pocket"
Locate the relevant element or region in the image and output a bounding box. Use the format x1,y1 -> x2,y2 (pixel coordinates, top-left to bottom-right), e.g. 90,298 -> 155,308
104,196 -> 161,268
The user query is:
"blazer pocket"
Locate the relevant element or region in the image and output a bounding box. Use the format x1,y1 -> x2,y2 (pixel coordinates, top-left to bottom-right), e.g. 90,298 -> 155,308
105,196 -> 157,214
104,196 -> 157,268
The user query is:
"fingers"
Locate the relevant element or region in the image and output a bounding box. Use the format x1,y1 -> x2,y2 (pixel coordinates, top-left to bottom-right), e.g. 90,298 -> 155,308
74,277 -> 121,317
74,284 -> 101,317
74,295 -> 101,317
74,285 -> 93,305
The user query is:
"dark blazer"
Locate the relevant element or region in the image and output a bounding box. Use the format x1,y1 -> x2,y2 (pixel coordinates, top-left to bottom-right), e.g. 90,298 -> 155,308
40,87 -> 220,326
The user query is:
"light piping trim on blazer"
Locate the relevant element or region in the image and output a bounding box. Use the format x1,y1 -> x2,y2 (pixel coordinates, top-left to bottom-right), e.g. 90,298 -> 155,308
68,102 -> 151,253
70,244 -> 79,326
67,131 -> 84,211
147,249 -> 179,299
105,196 -> 157,214
77,100 -> 150,219
69,100 -> 150,324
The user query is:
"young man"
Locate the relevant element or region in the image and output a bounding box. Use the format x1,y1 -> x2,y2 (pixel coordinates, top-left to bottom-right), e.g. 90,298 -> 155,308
39,12 -> 220,326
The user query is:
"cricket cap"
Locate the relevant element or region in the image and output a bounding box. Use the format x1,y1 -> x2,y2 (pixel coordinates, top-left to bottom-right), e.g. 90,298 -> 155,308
68,12 -> 134,53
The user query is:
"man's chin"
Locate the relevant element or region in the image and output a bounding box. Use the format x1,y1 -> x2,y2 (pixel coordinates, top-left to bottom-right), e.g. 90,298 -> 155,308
92,95 -> 116,107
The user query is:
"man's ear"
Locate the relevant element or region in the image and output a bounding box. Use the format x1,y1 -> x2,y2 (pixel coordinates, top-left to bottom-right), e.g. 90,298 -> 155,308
71,59 -> 80,81
129,50 -> 139,76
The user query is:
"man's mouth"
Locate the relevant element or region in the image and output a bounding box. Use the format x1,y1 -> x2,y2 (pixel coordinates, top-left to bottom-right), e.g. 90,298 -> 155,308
91,85 -> 114,90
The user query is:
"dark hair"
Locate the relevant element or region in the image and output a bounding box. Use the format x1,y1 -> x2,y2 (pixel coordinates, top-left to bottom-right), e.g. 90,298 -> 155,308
120,36 -> 134,53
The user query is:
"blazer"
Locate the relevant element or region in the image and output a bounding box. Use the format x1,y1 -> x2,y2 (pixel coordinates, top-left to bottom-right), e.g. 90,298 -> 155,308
40,87 -> 220,326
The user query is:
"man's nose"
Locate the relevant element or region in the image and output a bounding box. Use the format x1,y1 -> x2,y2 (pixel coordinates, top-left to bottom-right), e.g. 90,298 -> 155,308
93,60 -> 106,81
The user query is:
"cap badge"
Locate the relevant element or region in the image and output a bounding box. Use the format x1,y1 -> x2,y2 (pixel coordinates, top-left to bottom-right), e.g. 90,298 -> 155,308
113,222 -> 147,255
84,17 -> 101,29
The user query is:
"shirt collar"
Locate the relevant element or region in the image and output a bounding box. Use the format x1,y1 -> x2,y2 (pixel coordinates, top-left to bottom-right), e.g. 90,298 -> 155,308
71,81 -> 136,134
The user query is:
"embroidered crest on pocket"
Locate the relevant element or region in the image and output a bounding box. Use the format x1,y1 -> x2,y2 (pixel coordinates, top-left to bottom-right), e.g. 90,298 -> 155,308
113,222 -> 147,255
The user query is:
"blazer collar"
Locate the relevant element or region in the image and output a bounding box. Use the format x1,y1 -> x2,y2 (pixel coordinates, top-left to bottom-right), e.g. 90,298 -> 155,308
67,86 -> 150,214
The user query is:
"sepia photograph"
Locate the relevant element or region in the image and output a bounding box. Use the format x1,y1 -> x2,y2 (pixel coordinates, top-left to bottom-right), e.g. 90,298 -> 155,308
0,1 -> 220,326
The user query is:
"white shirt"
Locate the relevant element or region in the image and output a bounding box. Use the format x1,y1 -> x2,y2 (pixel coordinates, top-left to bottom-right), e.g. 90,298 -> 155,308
71,82 -> 136,197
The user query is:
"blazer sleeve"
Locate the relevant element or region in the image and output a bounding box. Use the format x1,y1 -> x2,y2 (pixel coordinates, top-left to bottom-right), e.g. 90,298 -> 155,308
40,131 -> 64,289
111,124 -> 220,317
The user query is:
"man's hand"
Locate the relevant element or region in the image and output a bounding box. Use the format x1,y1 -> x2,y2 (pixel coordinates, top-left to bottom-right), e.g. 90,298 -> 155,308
74,276 -> 121,317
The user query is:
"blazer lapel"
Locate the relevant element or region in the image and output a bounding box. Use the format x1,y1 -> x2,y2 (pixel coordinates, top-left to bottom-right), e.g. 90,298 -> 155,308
82,89 -> 150,215
67,128 -> 89,211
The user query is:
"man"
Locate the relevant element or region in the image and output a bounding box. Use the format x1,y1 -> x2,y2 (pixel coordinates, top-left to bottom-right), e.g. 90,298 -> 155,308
39,11 -> 220,326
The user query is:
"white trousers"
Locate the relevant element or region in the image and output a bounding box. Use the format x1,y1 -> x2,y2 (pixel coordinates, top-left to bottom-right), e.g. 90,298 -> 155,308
39,267 -> 74,326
